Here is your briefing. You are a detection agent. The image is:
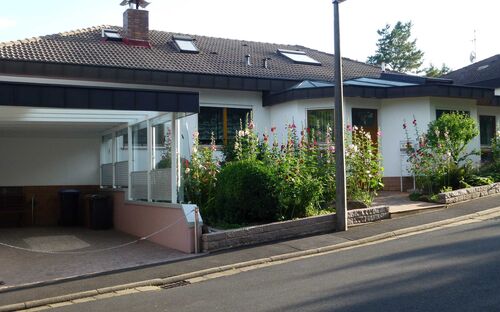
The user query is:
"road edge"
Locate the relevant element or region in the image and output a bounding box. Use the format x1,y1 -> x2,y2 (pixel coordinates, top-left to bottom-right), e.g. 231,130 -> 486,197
2,206 -> 500,312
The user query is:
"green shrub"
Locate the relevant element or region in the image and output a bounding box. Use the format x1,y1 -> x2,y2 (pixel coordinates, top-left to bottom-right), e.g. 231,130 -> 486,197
210,160 -> 278,225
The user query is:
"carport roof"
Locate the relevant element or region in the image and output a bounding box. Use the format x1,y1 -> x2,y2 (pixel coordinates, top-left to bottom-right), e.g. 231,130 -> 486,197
0,80 -> 199,112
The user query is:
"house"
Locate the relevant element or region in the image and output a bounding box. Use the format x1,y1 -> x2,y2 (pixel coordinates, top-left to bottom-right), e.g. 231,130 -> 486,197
1,6 -> 499,252
443,55 -> 500,152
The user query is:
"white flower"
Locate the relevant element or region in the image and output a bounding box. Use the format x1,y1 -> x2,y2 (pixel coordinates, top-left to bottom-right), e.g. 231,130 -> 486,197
185,168 -> 191,174
238,130 -> 245,137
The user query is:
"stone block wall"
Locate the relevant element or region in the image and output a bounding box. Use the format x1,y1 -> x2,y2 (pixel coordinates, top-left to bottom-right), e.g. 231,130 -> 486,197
202,206 -> 390,252
436,183 -> 500,204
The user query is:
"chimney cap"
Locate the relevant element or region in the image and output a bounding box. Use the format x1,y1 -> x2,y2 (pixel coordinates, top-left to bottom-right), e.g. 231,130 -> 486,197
120,0 -> 151,9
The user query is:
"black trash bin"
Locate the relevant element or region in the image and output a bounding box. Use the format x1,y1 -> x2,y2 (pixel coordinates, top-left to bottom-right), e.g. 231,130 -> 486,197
59,189 -> 80,226
88,194 -> 113,230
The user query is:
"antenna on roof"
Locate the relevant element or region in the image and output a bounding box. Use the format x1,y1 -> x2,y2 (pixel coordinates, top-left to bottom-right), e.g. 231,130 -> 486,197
120,0 -> 151,9
470,29 -> 477,63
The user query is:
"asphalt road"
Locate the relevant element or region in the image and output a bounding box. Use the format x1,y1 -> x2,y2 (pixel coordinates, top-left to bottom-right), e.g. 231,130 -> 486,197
53,217 -> 500,312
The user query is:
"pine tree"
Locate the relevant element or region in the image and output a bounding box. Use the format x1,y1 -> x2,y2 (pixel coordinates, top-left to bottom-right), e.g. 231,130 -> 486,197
367,21 -> 424,73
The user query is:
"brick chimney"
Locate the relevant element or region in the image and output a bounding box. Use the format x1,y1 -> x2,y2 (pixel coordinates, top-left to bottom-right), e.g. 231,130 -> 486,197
123,8 -> 150,46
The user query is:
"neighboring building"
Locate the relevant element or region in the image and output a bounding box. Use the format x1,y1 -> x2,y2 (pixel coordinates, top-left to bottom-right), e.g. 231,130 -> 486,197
444,55 -> 500,156
1,6 -> 499,251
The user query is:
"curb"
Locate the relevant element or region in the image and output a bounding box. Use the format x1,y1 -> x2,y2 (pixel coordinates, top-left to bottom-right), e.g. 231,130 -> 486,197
1,206 -> 500,312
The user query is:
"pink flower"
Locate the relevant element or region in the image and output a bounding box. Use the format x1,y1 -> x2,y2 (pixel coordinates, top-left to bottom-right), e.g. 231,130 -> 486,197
412,119 -> 417,126
248,121 -> 255,130
346,124 -> 353,132
289,123 -> 297,129
403,122 -> 407,130
377,130 -> 382,137
271,127 -> 277,133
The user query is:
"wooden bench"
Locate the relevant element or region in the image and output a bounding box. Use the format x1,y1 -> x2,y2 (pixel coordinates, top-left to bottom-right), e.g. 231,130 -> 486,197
0,187 -> 25,227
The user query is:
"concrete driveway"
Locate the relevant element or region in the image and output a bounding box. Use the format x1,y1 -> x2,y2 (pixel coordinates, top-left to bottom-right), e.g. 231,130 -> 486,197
0,227 -> 193,290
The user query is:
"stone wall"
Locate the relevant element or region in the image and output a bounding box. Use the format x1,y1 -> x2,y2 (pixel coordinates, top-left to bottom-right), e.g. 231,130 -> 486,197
202,206 -> 389,252
348,206 -> 391,225
436,183 -> 500,204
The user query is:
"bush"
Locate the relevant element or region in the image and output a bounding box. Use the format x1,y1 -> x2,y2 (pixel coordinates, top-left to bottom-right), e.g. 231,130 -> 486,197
403,113 -> 480,194
209,160 -> 278,225
426,112 -> 479,165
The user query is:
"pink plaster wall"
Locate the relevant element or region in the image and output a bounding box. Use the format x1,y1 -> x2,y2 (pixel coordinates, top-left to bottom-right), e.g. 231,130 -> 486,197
111,191 -> 198,254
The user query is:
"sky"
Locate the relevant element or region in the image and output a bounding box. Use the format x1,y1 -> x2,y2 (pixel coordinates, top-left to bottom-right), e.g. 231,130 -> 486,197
0,0 -> 499,71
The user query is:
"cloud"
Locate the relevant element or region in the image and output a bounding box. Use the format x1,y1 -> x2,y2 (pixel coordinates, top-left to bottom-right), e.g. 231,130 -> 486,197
0,17 -> 16,29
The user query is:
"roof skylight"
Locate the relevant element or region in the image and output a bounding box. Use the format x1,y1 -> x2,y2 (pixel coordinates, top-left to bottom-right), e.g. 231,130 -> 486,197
173,35 -> 199,53
277,49 -> 321,65
102,29 -> 122,41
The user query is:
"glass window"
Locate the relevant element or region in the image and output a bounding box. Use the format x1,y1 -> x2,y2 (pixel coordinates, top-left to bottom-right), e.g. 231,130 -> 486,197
102,29 -> 122,41
480,115 -> 496,146
152,120 -> 173,169
101,134 -> 113,164
115,128 -> 128,162
131,122 -> 148,171
307,109 -> 334,142
198,107 -> 252,145
277,49 -> 321,65
173,36 -> 199,53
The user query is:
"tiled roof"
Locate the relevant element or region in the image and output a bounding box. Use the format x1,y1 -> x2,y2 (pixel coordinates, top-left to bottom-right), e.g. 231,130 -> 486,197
443,55 -> 500,87
0,26 -> 384,83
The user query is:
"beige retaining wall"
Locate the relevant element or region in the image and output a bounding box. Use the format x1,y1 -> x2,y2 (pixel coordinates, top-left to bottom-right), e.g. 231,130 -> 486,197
202,206 -> 389,252
437,183 -> 500,204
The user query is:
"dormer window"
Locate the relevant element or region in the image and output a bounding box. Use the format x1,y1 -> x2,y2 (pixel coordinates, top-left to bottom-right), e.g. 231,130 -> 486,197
173,35 -> 199,53
102,29 -> 122,41
277,49 -> 321,65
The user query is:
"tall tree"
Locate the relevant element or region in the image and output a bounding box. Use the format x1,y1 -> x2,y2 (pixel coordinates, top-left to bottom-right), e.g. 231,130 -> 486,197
367,21 -> 424,73
424,63 -> 451,78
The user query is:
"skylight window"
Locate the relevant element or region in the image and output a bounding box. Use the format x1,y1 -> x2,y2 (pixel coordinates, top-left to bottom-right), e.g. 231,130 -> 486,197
102,29 -> 122,41
173,35 -> 199,53
277,49 -> 321,65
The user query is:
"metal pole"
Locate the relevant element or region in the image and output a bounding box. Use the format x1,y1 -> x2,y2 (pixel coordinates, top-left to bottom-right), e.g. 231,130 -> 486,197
194,207 -> 199,254
333,0 -> 347,231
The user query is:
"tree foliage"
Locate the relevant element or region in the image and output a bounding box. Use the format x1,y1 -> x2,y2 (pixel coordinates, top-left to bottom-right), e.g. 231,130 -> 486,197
367,21 -> 424,73
424,63 -> 452,78
426,112 -> 479,165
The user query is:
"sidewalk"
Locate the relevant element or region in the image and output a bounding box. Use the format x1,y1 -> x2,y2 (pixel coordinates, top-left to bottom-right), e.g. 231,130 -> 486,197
1,194 -> 499,308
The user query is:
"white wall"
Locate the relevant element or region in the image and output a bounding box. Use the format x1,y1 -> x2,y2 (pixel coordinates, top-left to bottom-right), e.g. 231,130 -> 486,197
0,136 -> 100,186
379,97 -> 432,177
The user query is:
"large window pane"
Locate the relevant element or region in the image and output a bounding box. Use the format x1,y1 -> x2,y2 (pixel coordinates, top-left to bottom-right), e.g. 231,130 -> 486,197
480,115 -> 496,146
115,128 -> 128,162
132,122 -> 148,171
198,107 -> 252,145
307,109 -> 334,142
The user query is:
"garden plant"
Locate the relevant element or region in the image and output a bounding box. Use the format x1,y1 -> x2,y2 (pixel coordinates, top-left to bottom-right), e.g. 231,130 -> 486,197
184,116 -> 384,226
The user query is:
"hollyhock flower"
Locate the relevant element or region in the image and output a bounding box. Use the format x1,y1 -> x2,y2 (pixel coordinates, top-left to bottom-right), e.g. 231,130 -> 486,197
412,119 -> 417,126
193,131 -> 199,139
403,122 -> 407,130
271,126 -> 276,133
346,124 -> 353,132
377,130 -> 382,137
248,121 -> 255,129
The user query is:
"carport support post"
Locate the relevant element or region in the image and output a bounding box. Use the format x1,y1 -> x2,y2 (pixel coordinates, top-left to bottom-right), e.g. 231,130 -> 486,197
147,119 -> 152,202
171,113 -> 178,204
127,126 -> 133,201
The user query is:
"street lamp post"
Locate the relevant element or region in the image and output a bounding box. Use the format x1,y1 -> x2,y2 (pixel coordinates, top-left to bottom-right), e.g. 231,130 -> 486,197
333,0 -> 347,231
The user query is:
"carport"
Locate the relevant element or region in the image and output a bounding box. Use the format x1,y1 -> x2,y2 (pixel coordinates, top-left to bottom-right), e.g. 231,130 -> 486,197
0,80 -> 201,260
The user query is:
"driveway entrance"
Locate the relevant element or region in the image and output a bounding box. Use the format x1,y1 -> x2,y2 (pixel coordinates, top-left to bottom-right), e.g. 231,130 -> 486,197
0,226 -> 192,290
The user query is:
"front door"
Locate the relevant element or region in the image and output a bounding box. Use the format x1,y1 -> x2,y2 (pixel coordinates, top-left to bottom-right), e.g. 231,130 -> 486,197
352,108 -> 378,143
